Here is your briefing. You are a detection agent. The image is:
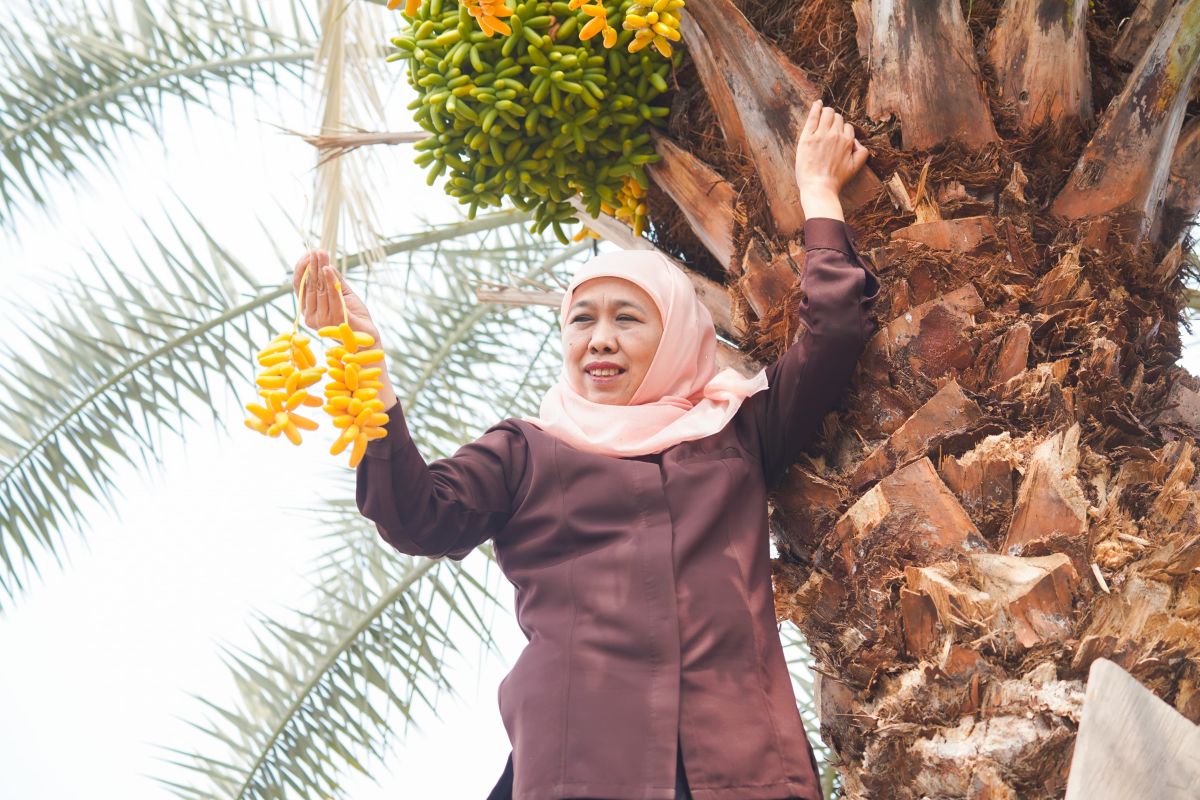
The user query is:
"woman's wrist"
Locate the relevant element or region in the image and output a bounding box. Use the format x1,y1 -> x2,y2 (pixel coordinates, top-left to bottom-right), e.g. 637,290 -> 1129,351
378,382 -> 399,412
798,182 -> 844,222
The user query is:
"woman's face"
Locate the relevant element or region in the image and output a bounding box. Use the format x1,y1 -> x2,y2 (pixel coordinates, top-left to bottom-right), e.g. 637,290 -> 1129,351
562,276 -> 664,405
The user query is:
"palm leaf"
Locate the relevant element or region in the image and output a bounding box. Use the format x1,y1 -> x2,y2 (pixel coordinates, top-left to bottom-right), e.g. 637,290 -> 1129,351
0,0 -> 322,232
153,497 -> 503,800
175,553 -> 455,799
0,203 -> 532,613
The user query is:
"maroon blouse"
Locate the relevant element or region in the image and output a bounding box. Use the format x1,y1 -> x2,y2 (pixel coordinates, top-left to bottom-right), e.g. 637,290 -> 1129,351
356,218 -> 880,800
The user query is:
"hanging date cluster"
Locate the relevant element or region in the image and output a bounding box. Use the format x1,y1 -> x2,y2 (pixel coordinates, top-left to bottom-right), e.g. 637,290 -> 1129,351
242,263 -> 389,469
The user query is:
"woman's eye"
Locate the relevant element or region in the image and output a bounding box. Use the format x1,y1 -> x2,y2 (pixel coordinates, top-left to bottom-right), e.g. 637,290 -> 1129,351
569,313 -> 637,323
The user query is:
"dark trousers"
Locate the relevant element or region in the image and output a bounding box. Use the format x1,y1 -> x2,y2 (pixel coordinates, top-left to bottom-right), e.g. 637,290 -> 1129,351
485,737 -> 694,799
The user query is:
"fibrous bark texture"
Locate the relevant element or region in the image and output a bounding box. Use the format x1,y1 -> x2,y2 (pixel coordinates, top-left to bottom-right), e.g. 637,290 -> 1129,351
631,1 -> 1200,796
646,131 -> 739,272
1112,0 -> 1177,65
1161,116 -> 1200,248
1051,0 -> 1200,238
861,0 -> 1000,149
986,0 -> 1092,130
675,0 -> 881,240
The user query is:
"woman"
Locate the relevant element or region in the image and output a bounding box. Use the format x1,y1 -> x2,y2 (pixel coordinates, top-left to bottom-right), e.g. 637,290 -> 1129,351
293,100 -> 880,800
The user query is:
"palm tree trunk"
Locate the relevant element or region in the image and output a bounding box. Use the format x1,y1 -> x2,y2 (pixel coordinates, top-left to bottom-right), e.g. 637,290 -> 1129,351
631,1 -> 1200,796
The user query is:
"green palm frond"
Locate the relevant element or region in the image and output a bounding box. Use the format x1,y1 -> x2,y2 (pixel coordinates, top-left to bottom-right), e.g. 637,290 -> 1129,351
0,204 -> 531,612
155,232 -> 595,800
0,0 -> 322,232
781,622 -> 837,797
152,497 -> 503,800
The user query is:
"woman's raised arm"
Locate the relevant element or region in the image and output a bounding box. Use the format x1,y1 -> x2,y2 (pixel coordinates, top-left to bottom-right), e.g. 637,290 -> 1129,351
744,100 -> 881,488
290,252 -> 524,559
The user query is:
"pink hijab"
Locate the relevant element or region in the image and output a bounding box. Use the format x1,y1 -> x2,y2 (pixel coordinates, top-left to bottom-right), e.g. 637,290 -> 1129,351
524,249 -> 768,457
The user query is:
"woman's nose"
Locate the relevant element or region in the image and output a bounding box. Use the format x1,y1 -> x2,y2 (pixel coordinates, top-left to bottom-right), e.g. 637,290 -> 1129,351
588,322 -> 618,352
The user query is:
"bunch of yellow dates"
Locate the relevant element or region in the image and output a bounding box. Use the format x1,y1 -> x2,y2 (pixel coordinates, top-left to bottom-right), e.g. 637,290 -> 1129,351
319,322 -> 390,467
243,331 -> 324,444
243,272 -> 389,468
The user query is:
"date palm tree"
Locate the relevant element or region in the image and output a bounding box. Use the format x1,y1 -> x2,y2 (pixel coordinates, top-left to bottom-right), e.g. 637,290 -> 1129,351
595,1 -> 1200,797
361,0 -> 1200,794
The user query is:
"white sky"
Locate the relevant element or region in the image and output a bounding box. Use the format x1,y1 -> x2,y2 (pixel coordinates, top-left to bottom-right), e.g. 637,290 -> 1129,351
2,5 -> 1200,800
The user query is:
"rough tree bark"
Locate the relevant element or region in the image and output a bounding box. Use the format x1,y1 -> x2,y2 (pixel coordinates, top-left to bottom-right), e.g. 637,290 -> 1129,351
595,0 -> 1200,796
986,0 -> 1092,131
1051,0 -> 1200,239
858,0 -> 999,149
1162,116 -> 1200,248
1112,0 -> 1176,65
676,0 -> 882,239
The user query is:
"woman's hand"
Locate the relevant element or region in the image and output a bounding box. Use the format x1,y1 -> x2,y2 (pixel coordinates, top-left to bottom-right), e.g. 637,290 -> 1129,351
291,250 -> 381,344
292,250 -> 399,412
794,99 -> 869,221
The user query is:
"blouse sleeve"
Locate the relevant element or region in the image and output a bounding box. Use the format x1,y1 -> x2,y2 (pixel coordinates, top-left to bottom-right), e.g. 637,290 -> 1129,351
744,217 -> 881,490
355,402 -> 527,560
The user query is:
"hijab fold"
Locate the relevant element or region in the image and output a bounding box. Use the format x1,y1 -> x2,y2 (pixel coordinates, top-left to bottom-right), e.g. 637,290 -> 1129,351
523,249 -> 768,457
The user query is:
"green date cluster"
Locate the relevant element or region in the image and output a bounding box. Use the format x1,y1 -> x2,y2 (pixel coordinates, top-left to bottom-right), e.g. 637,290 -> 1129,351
388,0 -> 682,244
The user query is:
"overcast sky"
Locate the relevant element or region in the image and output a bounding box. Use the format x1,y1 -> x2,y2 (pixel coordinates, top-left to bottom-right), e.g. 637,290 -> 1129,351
2,4 -> 1200,800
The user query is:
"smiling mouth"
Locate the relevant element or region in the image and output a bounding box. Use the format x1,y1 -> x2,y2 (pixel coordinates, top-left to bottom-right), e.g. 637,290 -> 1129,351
585,367 -> 625,384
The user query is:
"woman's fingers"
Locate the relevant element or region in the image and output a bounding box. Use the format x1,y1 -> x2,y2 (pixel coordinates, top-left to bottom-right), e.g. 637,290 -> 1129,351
293,250 -> 327,274
802,99 -> 822,138
842,122 -> 857,159
294,249 -> 328,270
802,101 -> 856,144
291,254 -> 376,332
302,266 -> 321,326
315,267 -> 332,323
292,253 -> 309,295
293,250 -> 327,294
850,139 -> 870,173
303,269 -> 319,324
819,104 -> 835,132
329,266 -> 350,299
